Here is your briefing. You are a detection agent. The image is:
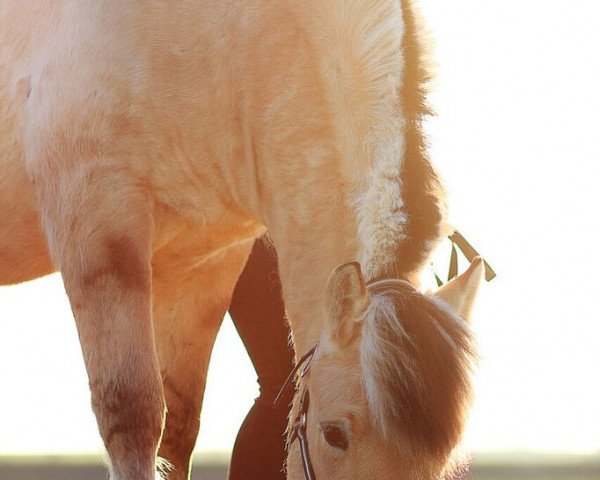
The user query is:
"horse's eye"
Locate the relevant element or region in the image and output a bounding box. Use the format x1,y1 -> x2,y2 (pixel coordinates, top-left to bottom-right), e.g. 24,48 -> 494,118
321,424 -> 349,451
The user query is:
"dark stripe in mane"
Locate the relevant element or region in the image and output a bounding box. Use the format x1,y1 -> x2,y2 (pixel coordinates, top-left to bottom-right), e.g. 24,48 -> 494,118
391,0 -> 447,280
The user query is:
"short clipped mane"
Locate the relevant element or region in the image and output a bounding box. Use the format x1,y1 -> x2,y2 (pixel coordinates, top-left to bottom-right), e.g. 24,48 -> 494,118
354,0 -> 449,282
359,280 -> 476,466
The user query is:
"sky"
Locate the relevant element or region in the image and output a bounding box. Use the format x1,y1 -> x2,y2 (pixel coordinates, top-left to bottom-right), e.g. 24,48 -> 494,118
1,0 -> 599,458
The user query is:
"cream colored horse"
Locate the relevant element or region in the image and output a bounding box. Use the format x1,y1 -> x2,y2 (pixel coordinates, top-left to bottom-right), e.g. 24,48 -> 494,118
0,1 -> 484,479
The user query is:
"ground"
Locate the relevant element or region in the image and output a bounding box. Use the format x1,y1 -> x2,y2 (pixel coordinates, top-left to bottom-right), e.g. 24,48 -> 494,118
0,454 -> 598,480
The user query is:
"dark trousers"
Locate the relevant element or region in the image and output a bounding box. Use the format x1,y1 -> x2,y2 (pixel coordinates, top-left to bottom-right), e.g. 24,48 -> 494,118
227,238 -> 294,480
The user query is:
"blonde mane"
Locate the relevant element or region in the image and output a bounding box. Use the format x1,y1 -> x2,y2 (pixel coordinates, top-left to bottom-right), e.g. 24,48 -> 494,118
298,0 -> 447,281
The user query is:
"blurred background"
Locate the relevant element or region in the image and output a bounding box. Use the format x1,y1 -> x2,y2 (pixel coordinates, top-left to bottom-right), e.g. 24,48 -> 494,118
1,0 -> 599,478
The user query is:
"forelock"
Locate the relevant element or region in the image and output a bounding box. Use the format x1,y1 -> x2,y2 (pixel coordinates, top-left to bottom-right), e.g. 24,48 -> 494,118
359,279 -> 476,462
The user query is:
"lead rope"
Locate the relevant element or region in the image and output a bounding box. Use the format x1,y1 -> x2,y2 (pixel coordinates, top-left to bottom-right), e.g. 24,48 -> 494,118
435,230 -> 497,286
449,230 -> 496,281
273,345 -> 317,407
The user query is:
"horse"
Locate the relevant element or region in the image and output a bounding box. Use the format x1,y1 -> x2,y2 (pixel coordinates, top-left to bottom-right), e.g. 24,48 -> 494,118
0,1 -> 484,479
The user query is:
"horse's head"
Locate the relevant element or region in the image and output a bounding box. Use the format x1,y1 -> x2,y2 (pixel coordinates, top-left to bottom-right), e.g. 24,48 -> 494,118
287,259 -> 484,480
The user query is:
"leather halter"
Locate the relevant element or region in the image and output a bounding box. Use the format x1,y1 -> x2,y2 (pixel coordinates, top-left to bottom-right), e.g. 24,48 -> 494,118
291,388 -> 316,480
271,231 -> 495,480
275,345 -> 318,480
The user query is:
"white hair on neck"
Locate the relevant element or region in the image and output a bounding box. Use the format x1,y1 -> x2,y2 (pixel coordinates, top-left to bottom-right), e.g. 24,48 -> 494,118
356,131 -> 408,280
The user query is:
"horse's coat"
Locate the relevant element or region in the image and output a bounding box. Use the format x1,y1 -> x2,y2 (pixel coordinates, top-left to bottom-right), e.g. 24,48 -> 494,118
0,1 -> 482,479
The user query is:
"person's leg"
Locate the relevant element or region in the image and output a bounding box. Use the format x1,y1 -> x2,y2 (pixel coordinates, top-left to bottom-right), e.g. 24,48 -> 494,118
228,237 -> 295,480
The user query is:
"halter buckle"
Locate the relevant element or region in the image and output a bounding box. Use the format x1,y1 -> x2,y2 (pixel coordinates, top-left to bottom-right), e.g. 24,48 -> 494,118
300,411 -> 307,428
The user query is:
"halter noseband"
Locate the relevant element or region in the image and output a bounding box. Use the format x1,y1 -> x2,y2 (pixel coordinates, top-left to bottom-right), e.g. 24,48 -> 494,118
275,344 -> 319,480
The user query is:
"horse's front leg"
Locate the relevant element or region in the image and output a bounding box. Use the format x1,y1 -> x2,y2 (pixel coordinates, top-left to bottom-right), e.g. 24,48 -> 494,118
152,237 -> 253,480
34,161 -> 165,480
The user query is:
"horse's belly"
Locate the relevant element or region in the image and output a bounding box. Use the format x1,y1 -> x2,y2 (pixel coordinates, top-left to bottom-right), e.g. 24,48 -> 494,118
152,202 -> 264,264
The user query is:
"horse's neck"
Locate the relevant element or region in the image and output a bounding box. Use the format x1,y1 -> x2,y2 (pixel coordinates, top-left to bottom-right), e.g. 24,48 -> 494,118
246,0 -> 445,353
252,111 -> 401,353
271,203 -> 361,355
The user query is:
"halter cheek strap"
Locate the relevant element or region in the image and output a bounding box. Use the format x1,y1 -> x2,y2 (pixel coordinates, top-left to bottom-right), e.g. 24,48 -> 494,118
292,389 -> 317,480
274,345 -> 319,480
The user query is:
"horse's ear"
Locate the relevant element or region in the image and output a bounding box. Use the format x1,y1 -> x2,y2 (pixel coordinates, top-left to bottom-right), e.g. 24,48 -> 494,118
433,257 -> 485,321
326,262 -> 369,345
